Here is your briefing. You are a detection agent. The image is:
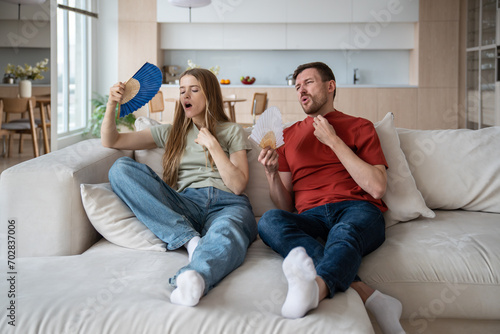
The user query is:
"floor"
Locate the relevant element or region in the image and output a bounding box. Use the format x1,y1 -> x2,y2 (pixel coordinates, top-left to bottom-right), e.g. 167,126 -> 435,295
0,139 -> 39,175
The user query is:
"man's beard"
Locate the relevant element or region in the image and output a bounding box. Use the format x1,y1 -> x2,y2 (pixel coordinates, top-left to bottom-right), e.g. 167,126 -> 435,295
301,93 -> 329,115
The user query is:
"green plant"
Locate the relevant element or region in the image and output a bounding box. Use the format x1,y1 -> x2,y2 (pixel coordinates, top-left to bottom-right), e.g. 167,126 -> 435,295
84,93 -> 136,138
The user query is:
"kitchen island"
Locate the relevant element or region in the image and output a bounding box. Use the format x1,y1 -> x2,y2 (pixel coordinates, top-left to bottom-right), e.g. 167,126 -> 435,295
154,84 -> 419,129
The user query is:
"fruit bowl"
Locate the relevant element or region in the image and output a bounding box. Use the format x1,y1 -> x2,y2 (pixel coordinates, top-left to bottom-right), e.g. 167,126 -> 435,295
241,76 -> 256,85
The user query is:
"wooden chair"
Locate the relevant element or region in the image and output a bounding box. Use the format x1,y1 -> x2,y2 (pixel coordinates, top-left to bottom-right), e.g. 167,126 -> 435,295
1,97 -> 39,157
148,90 -> 165,122
0,100 -> 12,157
251,92 -> 268,125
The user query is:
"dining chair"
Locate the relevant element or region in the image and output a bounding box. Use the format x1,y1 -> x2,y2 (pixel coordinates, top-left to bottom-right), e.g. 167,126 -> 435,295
147,90 -> 165,122
1,97 -> 39,158
0,100 -> 12,157
251,92 -> 268,125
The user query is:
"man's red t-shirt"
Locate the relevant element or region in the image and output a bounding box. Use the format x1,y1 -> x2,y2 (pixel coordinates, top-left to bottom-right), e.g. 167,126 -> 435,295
277,110 -> 388,214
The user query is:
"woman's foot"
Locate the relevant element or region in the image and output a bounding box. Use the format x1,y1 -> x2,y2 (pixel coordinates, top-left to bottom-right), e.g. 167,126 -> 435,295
170,270 -> 205,307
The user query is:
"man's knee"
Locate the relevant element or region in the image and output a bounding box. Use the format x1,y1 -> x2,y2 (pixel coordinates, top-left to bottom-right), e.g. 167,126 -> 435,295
258,209 -> 286,233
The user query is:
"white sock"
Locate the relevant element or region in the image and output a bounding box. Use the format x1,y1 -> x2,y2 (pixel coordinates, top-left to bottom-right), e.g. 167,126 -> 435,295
281,247 -> 319,319
184,236 -> 200,262
365,290 -> 405,334
170,270 -> 205,307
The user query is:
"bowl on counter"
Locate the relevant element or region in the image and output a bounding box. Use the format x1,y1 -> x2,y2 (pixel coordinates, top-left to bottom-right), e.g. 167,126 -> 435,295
240,76 -> 256,85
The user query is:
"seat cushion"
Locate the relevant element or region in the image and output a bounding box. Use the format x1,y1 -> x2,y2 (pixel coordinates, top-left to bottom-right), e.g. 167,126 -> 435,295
1,122 -> 32,130
0,238 -> 374,333
359,210 -> 500,322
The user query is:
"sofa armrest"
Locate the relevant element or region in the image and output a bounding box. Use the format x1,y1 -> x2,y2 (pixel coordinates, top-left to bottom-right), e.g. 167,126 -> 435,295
0,139 -> 132,258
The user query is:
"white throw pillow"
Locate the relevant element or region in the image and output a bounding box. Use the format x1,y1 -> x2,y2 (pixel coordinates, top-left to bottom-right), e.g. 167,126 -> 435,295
80,183 -> 166,251
374,112 -> 435,227
397,126 -> 500,212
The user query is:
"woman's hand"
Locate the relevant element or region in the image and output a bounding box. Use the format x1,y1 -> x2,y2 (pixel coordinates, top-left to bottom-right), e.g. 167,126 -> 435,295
108,82 -> 125,105
195,127 -> 219,151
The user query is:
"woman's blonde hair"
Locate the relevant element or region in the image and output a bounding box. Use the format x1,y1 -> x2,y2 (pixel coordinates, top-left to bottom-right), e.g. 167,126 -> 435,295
162,68 -> 230,188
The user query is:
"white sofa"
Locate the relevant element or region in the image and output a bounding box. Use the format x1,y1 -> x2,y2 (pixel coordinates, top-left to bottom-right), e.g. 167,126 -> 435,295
1,113 -> 499,334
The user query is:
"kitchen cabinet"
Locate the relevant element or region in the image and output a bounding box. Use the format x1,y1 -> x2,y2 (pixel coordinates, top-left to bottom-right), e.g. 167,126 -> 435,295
224,24 -> 286,49
348,22 -> 414,49
155,85 -> 418,127
352,0 -> 419,22
160,23 -> 224,49
159,0 -> 287,23
286,24 -> 350,49
285,0 -> 352,23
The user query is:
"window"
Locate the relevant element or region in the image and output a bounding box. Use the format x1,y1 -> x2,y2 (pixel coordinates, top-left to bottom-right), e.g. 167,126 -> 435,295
56,0 -> 97,137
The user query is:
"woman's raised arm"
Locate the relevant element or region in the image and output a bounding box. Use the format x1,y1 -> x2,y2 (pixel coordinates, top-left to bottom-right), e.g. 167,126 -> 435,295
101,82 -> 158,151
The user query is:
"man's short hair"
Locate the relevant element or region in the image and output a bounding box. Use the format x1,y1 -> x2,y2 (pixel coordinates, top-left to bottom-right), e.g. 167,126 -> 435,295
293,62 -> 336,100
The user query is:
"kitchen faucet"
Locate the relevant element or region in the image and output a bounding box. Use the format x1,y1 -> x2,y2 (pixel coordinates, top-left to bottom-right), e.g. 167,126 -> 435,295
353,68 -> 360,85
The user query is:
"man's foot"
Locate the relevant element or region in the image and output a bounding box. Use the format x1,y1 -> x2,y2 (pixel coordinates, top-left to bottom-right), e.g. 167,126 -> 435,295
281,247 -> 319,319
365,290 -> 405,334
170,270 -> 205,307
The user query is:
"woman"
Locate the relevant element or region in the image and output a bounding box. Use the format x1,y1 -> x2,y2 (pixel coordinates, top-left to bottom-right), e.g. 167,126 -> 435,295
102,68 -> 257,307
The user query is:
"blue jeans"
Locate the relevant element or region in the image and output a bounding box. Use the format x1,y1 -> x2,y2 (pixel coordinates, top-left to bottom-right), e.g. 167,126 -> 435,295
258,201 -> 385,298
108,157 -> 257,294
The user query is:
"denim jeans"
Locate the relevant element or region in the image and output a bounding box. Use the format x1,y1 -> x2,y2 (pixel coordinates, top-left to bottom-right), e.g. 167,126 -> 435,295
258,200 -> 385,298
108,157 -> 257,294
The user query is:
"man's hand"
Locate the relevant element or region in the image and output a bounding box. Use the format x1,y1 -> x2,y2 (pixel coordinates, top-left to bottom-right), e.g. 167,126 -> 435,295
258,147 -> 279,174
313,115 -> 337,147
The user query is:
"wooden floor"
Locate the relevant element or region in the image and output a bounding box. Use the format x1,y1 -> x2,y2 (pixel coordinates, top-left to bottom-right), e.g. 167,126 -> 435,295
0,139 -> 39,175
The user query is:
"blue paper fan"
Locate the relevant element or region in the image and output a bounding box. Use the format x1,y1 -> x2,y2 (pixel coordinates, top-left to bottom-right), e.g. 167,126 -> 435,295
119,62 -> 163,118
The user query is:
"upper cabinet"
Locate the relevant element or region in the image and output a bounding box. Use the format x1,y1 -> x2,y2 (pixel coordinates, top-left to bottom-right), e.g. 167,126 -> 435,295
351,0 -> 418,22
158,0 -> 418,50
158,0 -> 418,24
286,0 -> 352,23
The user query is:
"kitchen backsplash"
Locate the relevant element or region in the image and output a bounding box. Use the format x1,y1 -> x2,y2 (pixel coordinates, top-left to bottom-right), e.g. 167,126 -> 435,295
163,49 -> 410,86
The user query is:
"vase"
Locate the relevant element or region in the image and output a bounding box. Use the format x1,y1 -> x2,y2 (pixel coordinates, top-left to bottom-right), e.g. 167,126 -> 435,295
19,79 -> 32,98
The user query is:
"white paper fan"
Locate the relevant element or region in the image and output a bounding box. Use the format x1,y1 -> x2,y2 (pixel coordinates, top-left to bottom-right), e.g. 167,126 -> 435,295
249,106 -> 284,149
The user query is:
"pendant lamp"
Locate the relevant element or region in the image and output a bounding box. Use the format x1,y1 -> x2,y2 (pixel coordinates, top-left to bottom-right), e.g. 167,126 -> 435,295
168,0 -> 211,22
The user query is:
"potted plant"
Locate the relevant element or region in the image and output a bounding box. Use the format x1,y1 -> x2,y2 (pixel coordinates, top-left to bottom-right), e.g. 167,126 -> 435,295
84,93 -> 136,138
5,58 -> 49,97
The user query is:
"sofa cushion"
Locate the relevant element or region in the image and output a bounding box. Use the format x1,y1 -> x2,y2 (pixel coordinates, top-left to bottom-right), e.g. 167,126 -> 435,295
80,183 -> 166,252
374,112 -> 435,227
0,238 -> 374,333
359,210 -> 500,325
397,126 -> 500,212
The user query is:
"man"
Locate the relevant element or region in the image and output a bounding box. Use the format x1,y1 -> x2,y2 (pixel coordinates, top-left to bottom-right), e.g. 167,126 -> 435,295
257,62 -> 405,334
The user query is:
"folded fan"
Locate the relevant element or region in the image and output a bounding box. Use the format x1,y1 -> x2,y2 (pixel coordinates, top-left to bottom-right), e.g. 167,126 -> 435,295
249,106 -> 284,149
119,62 -> 163,118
